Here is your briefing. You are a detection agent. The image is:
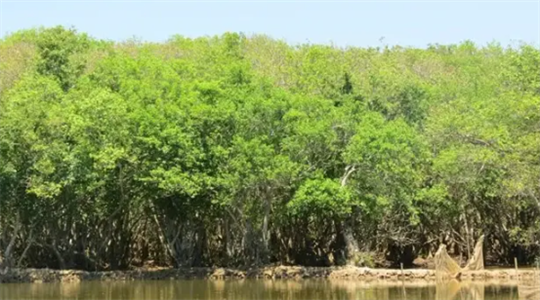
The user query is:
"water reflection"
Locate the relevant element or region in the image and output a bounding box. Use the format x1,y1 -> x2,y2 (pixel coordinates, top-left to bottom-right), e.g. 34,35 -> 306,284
435,280 -> 486,300
518,278 -> 540,300
0,278 -> 529,300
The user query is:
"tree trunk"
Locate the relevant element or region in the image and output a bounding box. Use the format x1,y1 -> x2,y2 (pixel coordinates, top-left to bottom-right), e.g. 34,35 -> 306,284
342,219 -> 360,265
47,242 -> 66,269
1,220 -> 21,271
339,165 -> 359,265
463,212 -> 471,259
17,230 -> 34,267
261,191 -> 271,262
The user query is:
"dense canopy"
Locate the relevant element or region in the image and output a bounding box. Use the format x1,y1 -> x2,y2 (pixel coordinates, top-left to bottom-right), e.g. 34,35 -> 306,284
0,26 -> 539,270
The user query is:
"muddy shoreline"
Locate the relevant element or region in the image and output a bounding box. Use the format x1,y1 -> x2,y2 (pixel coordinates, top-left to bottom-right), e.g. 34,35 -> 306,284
1,266 -> 539,283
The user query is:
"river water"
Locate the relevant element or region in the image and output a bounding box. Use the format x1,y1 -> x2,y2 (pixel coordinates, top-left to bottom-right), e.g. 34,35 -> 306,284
0,279 -> 536,300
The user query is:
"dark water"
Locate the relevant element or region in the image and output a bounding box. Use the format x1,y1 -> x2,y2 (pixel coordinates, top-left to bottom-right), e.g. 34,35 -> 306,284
0,279 -> 534,300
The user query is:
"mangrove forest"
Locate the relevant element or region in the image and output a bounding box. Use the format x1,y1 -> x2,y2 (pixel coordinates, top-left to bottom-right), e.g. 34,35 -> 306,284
0,26 -> 539,271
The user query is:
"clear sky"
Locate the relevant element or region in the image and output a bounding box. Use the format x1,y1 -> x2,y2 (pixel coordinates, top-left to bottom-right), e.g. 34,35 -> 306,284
0,0 -> 539,48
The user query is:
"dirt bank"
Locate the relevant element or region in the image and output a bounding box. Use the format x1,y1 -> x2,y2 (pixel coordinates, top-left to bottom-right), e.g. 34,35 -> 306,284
0,266 -> 538,283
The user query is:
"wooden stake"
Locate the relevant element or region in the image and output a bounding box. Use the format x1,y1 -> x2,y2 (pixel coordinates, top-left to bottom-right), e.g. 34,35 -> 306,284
514,257 -> 518,278
400,263 -> 406,297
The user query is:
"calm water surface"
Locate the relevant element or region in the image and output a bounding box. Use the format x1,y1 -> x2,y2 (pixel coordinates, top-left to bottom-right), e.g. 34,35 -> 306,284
0,279 -> 534,300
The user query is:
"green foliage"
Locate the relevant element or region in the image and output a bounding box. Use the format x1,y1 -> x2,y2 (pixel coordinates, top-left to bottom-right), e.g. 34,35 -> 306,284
7,26 -> 92,91
288,177 -> 351,218
353,252 -> 376,268
0,26 -> 539,269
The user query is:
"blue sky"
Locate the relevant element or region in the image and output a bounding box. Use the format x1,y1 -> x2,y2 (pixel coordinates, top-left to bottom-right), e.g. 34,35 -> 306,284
0,1 -> 539,48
